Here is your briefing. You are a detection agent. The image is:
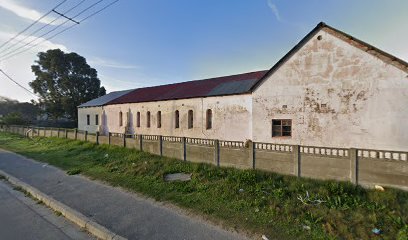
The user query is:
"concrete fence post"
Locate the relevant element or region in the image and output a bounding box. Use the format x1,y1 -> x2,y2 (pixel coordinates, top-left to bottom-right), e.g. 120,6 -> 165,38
64,129 -> 68,139
139,134 -> 143,151
182,137 -> 186,161
249,141 -> 255,169
293,145 -> 301,177
123,134 -> 126,147
96,131 -> 99,145
74,129 -> 78,140
57,128 -> 61,138
44,128 -> 47,137
159,136 -> 163,156
50,128 -> 53,137
108,132 -> 111,145
85,131 -> 88,141
214,139 -> 220,166
350,148 -> 358,185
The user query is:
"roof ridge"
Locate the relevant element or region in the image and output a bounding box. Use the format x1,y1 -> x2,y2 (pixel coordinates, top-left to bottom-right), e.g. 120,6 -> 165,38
127,70 -> 268,92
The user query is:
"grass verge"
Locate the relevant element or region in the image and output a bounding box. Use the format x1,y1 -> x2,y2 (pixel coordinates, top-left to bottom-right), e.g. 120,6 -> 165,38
0,132 -> 407,239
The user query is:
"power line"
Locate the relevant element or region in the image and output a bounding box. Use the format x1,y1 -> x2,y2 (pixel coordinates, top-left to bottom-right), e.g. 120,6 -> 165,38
0,69 -> 38,97
0,0 -> 120,62
0,0 -> 106,60
0,0 -> 86,56
0,0 -> 67,51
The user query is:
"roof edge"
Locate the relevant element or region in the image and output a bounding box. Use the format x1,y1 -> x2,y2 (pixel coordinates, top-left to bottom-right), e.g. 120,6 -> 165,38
250,22 -> 326,91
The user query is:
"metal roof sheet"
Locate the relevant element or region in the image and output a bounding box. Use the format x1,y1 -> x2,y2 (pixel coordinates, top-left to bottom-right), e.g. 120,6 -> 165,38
108,70 -> 267,105
78,89 -> 134,108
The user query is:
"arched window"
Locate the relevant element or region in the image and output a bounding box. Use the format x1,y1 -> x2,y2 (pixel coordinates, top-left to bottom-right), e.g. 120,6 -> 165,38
206,109 -> 212,129
119,111 -> 123,127
157,111 -> 161,128
188,110 -> 193,129
175,110 -> 179,129
146,111 -> 151,128
136,112 -> 140,127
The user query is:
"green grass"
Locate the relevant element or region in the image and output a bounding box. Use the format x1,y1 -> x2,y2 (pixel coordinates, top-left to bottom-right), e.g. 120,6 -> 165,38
0,132 -> 407,239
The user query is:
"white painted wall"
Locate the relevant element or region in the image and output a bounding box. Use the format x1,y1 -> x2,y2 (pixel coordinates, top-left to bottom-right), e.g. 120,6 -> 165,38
252,29 -> 408,151
78,107 -> 102,133
102,94 -> 252,141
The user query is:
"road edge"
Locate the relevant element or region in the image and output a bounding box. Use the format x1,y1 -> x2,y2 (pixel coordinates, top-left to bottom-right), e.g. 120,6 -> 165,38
0,169 -> 127,240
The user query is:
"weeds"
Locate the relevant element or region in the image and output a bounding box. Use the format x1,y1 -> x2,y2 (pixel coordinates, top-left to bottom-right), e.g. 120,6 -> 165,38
0,132 -> 407,239
66,168 -> 81,175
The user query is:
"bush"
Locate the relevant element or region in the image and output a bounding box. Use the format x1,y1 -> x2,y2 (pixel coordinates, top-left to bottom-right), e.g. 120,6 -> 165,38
1,112 -> 28,125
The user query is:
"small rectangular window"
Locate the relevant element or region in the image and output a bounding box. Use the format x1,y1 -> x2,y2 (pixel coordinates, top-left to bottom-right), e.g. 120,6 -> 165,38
95,114 -> 99,125
175,110 -> 179,129
86,115 -> 90,125
136,112 -> 140,127
206,109 -> 212,129
272,119 -> 292,137
146,111 -> 151,128
188,110 -> 193,129
157,111 -> 161,128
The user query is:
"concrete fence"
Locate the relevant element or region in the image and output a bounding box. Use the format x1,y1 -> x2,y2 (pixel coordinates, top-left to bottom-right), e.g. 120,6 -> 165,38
1,125 -> 408,191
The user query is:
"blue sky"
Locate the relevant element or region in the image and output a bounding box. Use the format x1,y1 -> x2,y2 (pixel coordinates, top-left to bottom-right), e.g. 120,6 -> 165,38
0,0 -> 407,102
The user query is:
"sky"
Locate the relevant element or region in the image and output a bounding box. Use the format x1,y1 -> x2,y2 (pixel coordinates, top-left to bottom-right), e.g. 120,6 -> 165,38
0,0 -> 407,102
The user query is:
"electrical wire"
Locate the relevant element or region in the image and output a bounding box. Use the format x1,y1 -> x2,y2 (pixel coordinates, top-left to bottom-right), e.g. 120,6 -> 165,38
0,0 -> 107,60
0,0 -> 67,51
0,0 -> 86,56
0,69 -> 38,97
0,0 -> 120,62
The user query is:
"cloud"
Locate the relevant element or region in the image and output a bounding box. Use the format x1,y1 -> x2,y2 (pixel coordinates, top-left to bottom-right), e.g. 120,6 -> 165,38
88,57 -> 140,69
0,0 -> 59,25
267,0 -> 281,22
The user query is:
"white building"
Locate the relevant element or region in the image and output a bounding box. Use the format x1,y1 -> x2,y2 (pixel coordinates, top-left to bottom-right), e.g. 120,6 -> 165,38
78,89 -> 133,133
78,23 -> 408,151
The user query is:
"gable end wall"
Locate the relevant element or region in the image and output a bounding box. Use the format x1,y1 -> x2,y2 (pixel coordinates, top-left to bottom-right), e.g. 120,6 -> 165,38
252,28 -> 408,151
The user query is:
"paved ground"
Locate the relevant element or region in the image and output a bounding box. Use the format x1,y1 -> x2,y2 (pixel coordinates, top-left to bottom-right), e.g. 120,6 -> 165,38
0,149 -> 248,240
0,179 -> 93,240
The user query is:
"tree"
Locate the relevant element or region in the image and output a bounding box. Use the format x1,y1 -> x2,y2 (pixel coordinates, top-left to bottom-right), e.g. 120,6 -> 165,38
30,49 -> 106,121
0,96 -> 39,121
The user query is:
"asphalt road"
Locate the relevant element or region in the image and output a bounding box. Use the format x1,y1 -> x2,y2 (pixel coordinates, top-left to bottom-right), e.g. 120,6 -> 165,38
0,179 -> 94,240
0,148 -> 248,240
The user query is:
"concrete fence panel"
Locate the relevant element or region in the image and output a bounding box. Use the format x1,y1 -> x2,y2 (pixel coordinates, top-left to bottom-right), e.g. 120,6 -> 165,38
254,143 -> 294,175
219,141 -> 251,169
51,129 -> 59,137
77,131 -> 86,141
358,150 -> 408,190
125,136 -> 141,150
38,128 -> 45,137
98,136 -> 109,145
111,136 -> 124,147
142,135 -> 160,155
300,146 -> 351,182
45,129 -> 52,137
67,130 -> 76,140
185,138 -> 216,165
162,137 -> 184,160
87,134 -> 97,143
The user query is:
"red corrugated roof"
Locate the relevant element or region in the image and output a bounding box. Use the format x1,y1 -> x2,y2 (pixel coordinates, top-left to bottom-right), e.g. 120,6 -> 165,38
108,70 -> 268,105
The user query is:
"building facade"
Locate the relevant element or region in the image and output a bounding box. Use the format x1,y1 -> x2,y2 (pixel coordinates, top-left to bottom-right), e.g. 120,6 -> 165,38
78,23 -> 408,151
